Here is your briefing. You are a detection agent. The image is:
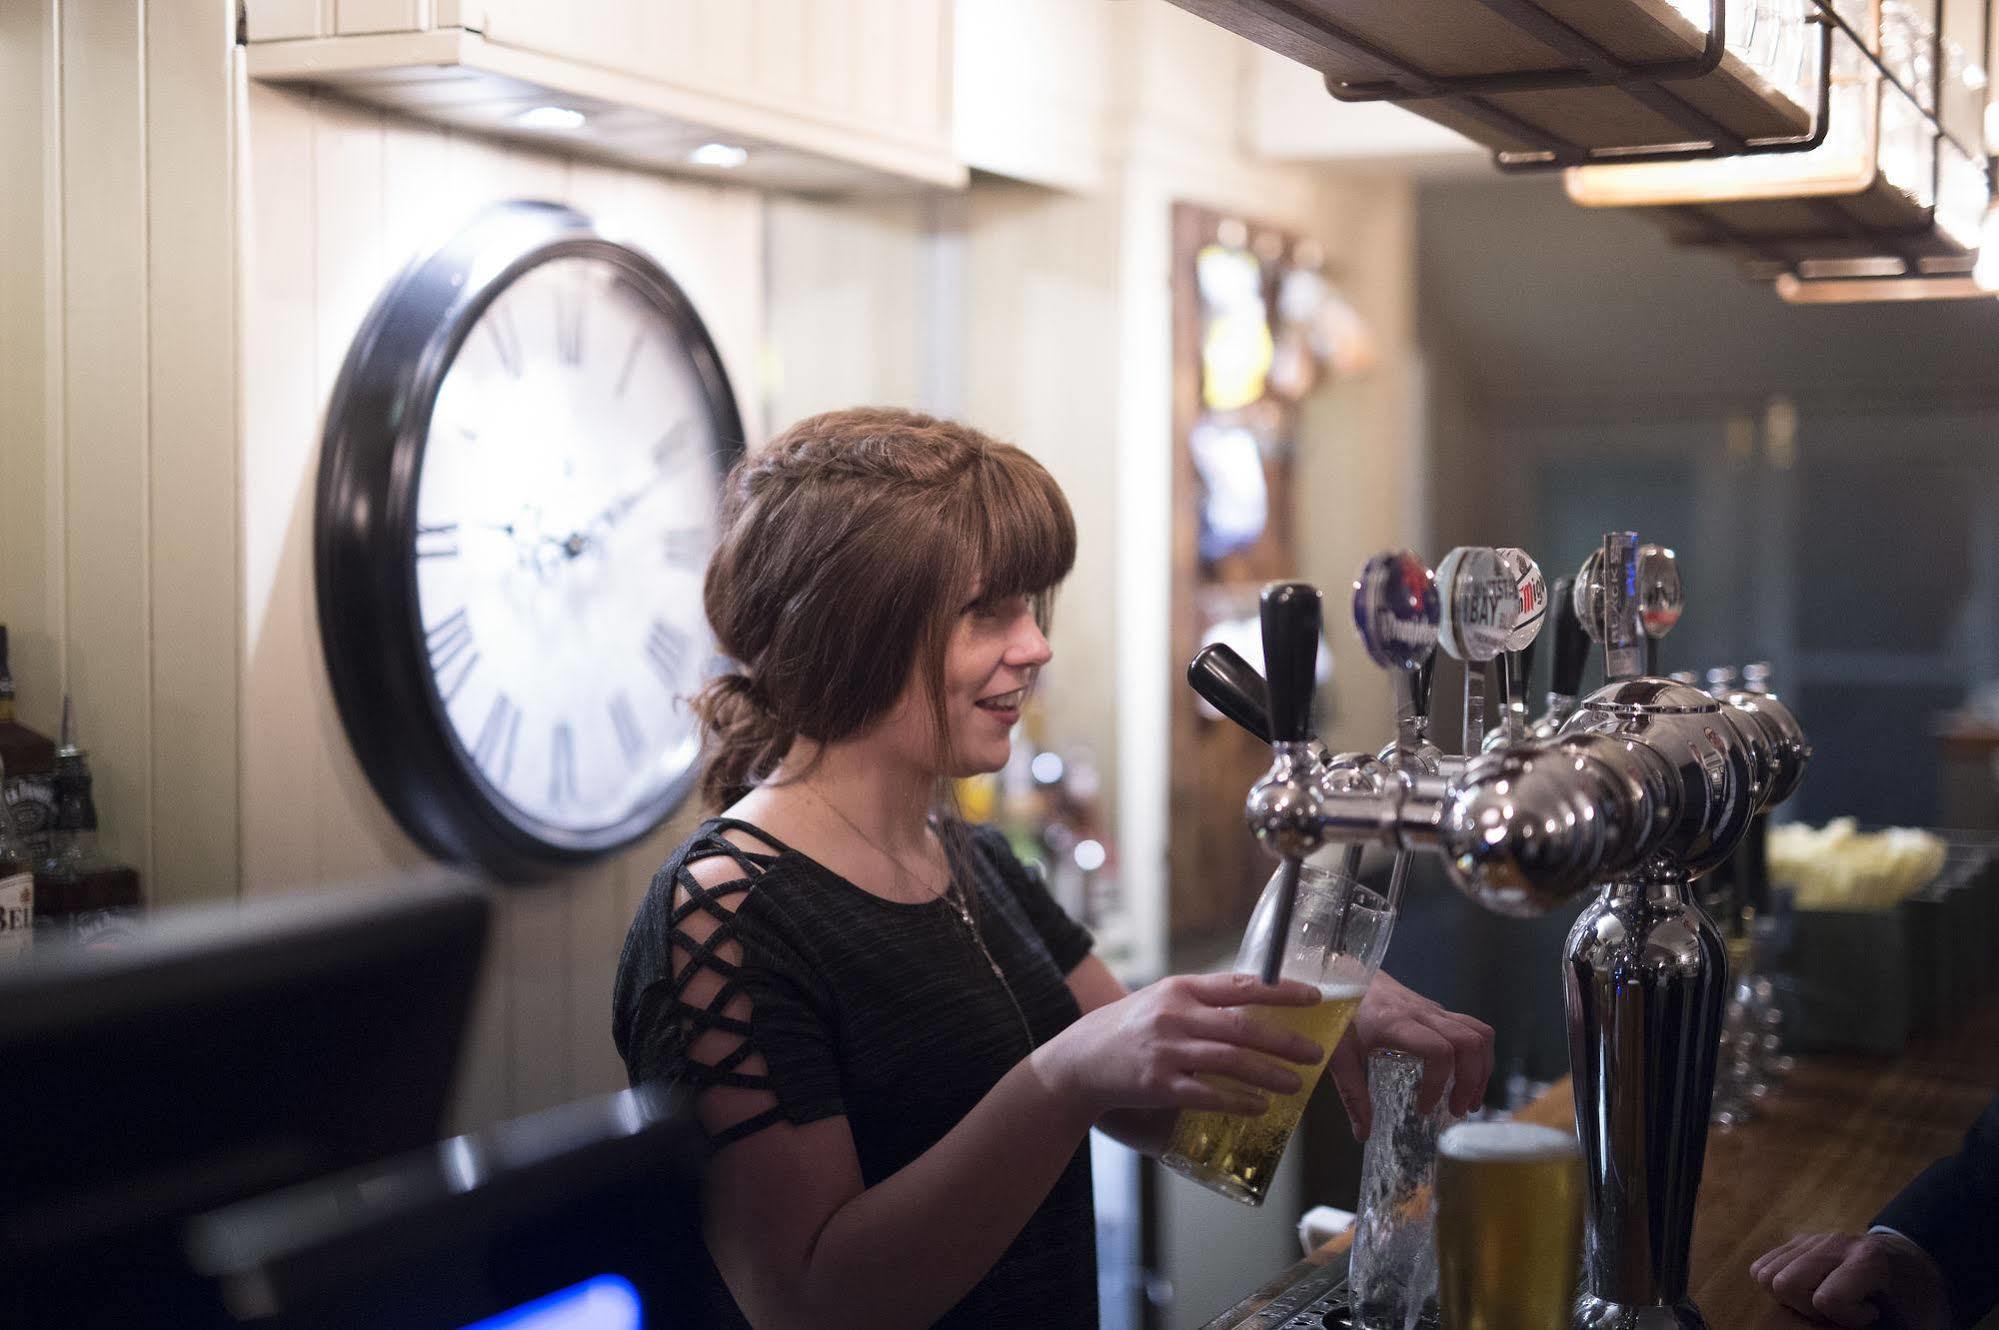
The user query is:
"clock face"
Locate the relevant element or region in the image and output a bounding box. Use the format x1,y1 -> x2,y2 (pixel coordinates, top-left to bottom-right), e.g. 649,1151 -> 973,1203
415,255 -> 717,838
316,201 -> 743,879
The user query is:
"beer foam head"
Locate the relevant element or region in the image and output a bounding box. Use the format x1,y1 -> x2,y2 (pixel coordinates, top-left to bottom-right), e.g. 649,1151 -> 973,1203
1317,978 -> 1368,1002
1439,1121 -> 1578,1163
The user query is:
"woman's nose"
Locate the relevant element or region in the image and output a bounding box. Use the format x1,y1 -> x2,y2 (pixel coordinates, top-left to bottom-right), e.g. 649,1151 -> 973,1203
1009,617 -> 1053,667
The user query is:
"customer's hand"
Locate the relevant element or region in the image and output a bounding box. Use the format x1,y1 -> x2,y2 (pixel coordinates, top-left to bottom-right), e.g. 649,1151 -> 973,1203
1326,972 -> 1494,1139
1752,1231 -> 1952,1329
1030,972 -> 1327,1122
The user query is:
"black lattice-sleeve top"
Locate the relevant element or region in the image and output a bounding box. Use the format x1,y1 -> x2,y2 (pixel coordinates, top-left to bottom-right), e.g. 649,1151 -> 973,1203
610,817 -> 1100,1330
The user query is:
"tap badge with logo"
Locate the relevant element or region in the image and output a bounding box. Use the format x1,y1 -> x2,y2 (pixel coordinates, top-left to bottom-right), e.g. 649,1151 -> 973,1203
1351,550 -> 1439,672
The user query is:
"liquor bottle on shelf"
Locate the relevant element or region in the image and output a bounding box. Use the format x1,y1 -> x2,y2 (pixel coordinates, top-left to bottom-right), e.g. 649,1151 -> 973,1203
32,697 -> 142,948
0,755 -> 32,960
0,625 -> 59,859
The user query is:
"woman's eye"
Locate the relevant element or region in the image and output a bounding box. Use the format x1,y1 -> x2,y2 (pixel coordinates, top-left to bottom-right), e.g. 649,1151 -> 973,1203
980,595 -> 1028,622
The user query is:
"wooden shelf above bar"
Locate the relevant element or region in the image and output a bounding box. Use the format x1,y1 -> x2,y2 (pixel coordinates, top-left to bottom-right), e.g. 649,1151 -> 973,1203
1168,0 -> 1814,157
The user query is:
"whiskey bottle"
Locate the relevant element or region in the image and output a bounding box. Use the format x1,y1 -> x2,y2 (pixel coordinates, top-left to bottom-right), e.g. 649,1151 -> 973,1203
0,626 -> 58,858
34,697 -> 141,948
0,754 -> 32,960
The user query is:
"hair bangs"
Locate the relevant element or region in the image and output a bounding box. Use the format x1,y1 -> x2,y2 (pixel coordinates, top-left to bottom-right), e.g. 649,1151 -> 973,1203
960,448 -> 1077,621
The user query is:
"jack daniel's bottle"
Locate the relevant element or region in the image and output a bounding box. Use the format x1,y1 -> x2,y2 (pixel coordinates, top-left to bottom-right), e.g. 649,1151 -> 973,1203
34,698 -> 141,948
0,626 -> 58,858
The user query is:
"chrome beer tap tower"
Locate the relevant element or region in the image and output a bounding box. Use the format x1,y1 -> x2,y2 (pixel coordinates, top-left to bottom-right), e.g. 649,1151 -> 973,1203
1198,531 -> 1810,1330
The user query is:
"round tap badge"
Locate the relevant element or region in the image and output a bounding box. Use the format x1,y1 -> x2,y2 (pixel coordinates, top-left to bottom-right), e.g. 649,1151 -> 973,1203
1351,549 -> 1438,671
1636,544 -> 1683,639
1436,545 -> 1516,663
1572,549 -> 1606,644
1494,547 -> 1548,653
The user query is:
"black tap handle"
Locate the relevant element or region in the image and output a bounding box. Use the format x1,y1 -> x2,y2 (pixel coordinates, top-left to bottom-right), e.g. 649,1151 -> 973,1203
1517,634 -> 1539,700
1549,575 -> 1589,698
1260,582 -> 1322,745
1187,643 -> 1272,744
1413,653 -> 1437,720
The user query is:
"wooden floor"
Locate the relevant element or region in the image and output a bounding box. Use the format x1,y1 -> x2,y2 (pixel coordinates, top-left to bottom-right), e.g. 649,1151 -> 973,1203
1203,1001 -> 1999,1329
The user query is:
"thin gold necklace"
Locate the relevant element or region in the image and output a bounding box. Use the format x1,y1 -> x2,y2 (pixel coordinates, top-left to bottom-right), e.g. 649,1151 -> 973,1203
805,784 -> 951,902
804,784 -> 1037,1052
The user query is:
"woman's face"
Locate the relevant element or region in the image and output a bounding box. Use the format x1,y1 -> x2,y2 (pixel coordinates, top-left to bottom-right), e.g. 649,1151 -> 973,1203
878,590 -> 1053,778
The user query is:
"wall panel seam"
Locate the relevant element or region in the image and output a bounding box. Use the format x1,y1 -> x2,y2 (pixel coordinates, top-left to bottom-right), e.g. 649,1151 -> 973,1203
308,86 -> 324,880
45,0 -> 68,687
232,42 -> 250,899
139,0 -> 158,890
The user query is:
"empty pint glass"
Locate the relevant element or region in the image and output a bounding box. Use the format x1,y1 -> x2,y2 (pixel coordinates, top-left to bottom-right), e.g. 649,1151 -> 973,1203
1434,1121 -> 1584,1330
1351,1049 -> 1457,1330
1160,862 -> 1393,1206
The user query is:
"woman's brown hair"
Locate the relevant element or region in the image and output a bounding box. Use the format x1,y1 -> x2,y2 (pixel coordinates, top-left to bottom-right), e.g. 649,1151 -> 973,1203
692,407 -> 1077,811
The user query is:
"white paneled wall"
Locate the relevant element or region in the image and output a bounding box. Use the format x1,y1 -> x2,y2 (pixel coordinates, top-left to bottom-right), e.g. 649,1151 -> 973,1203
0,0 -> 240,909
763,195 -> 930,427
241,83 -> 766,1129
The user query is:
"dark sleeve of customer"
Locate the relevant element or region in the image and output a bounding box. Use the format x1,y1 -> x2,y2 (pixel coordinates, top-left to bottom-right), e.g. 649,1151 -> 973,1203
1872,1092 -> 1999,1328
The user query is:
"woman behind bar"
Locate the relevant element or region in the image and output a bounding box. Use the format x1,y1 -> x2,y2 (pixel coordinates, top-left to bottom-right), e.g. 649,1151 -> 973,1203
612,408 -> 1493,1330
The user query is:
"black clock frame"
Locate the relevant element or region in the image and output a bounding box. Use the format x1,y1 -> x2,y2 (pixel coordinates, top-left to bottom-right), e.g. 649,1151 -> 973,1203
315,199 -> 745,882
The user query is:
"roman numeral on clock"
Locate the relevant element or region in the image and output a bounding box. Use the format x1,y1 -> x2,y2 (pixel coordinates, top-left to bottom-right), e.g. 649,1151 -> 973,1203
553,284 -> 585,366
646,619 -> 689,689
609,691 -> 644,766
661,527 -> 705,569
549,722 -> 577,806
426,608 -> 479,703
472,692 -> 521,787
484,303 -> 524,379
416,522 -> 459,559
652,421 -> 695,468
614,329 -> 645,397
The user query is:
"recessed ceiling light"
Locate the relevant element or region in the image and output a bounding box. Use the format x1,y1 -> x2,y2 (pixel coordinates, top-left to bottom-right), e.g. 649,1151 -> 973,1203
688,142 -> 749,169
515,106 -> 586,131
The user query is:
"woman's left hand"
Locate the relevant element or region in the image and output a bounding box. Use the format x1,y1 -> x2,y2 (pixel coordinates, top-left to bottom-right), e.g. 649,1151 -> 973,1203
1326,972 -> 1494,1139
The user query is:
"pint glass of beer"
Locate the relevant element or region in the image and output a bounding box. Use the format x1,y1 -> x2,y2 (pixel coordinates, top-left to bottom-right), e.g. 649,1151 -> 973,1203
1434,1121 -> 1584,1330
1160,862 -> 1393,1206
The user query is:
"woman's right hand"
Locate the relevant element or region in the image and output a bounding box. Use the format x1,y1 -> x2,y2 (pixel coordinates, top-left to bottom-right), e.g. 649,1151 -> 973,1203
1031,972 -> 1328,1122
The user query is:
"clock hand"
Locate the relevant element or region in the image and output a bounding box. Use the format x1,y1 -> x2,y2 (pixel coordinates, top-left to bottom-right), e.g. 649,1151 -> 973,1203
590,473 -> 669,534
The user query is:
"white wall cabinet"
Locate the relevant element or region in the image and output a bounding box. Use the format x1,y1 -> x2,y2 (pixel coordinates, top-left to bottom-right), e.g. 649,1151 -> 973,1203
241,0 -> 965,191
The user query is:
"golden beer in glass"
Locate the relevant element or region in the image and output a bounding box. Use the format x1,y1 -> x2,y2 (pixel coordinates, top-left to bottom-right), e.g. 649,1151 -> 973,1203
1435,1121 -> 1584,1330
1160,864 -> 1393,1206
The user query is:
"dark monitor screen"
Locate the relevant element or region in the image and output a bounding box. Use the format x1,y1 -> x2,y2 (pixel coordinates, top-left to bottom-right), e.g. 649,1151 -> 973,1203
189,1083 -> 709,1330
0,877 -> 491,1328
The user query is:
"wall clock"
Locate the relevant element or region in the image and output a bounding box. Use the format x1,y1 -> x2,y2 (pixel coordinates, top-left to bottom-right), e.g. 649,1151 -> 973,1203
316,200 -> 743,880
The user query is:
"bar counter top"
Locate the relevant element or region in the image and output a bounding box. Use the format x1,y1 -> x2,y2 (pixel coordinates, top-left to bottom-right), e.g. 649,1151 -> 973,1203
1201,1001 -> 1999,1329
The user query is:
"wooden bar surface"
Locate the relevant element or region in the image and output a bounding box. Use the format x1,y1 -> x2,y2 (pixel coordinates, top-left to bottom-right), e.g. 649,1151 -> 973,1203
1202,1002 -> 1999,1329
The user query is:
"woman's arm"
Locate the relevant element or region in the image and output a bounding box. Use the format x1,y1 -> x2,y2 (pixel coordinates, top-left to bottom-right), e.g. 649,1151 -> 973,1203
702,1050 -> 1097,1330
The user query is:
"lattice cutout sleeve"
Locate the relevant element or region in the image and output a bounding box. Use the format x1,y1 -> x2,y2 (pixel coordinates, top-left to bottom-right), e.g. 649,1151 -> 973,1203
619,842 -> 846,1148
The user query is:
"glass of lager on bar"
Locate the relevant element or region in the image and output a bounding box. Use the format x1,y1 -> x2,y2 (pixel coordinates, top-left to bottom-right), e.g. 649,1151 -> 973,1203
1434,1121 -> 1584,1330
1160,861 -> 1393,1206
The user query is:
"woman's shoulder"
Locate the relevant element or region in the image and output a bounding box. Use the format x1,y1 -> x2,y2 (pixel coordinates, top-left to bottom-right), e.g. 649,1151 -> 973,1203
617,819 -> 820,1002
643,816 -> 813,912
